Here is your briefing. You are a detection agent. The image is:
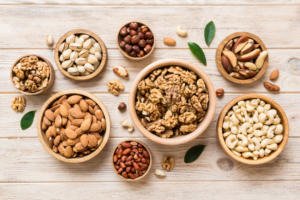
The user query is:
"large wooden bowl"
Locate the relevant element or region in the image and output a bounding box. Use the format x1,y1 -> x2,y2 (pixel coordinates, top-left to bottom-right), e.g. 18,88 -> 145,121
217,94 -> 289,165
111,139 -> 152,181
37,90 -> 111,163
129,59 -> 216,145
10,54 -> 55,95
54,29 -> 107,81
216,32 -> 268,84
117,21 -> 155,61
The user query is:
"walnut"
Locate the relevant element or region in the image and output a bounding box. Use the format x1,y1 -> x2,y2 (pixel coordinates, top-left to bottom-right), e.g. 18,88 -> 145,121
162,110 -> 178,129
107,79 -> 124,96
183,84 -> 197,98
179,112 -> 197,124
152,69 -> 162,76
25,79 -> 38,93
28,55 -> 38,63
157,129 -> 173,138
15,69 -> 25,80
179,124 -> 197,134
148,120 -> 165,134
33,76 -> 42,84
161,156 -> 175,171
11,96 -> 26,112
148,89 -> 164,104
165,85 -> 181,104
155,76 -> 169,91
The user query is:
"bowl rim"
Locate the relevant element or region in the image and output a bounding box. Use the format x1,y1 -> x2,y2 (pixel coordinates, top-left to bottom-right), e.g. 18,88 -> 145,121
111,139 -> 153,181
116,21 -> 155,61
216,32 -> 268,84
128,58 -> 216,145
10,54 -> 55,95
37,89 -> 111,163
217,93 -> 289,165
54,29 -> 107,81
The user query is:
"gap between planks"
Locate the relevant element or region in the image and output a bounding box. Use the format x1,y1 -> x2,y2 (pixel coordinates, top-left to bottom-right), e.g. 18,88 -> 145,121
1,4 -> 300,6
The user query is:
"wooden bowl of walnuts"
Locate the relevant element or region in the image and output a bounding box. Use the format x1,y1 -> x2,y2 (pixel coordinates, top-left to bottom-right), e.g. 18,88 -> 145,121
129,59 -> 216,145
37,89 -> 111,163
117,21 -> 155,60
216,32 -> 269,84
217,94 -> 289,165
10,54 -> 55,95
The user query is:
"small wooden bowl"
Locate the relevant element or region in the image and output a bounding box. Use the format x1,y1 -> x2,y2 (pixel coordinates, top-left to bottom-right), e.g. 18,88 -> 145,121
10,54 -> 55,95
54,29 -> 107,81
216,32 -> 268,84
111,139 -> 152,181
37,89 -> 111,163
117,21 -> 155,61
217,94 -> 289,165
129,59 -> 216,145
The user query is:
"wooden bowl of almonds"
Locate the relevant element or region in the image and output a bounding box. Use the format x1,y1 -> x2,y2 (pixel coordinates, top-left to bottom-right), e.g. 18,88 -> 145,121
54,29 -> 107,81
10,54 -> 55,95
37,89 -> 111,163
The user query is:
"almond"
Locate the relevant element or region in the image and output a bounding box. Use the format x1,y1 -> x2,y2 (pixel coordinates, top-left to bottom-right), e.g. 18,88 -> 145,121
113,65 -> 129,78
50,125 -> 57,137
55,115 -> 62,128
88,105 -> 95,115
75,128 -> 85,136
264,82 -> 280,92
81,118 -> 92,132
69,108 -> 84,119
65,128 -> 78,139
54,135 -> 61,146
94,105 -> 100,113
73,104 -> 82,111
61,117 -> 68,126
57,95 -> 68,104
42,122 -> 48,131
64,146 -> 73,158
95,110 -> 104,120
67,138 -> 80,146
85,99 -> 96,107
67,95 -> 83,105
89,123 -> 101,132
75,142 -> 84,151
101,118 -> 106,131
79,99 -> 89,112
53,108 -> 60,118
163,37 -> 176,46
68,125 -> 79,131
81,134 -> 88,147
62,101 -> 72,110
270,69 -> 279,80
45,109 -> 55,121
60,104 -> 69,118
90,132 -> 101,139
58,143 -> 65,155
87,134 -> 98,148
71,119 -> 84,126
43,116 -> 51,126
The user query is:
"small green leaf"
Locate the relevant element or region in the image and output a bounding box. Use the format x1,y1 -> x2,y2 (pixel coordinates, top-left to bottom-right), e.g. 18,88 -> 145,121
204,21 -> 215,47
188,42 -> 207,66
184,145 -> 206,163
21,110 -> 36,130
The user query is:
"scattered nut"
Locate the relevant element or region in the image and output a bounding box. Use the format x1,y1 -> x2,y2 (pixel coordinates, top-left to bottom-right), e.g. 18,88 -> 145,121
163,37 -> 176,46
270,69 -> 279,80
46,35 -> 54,46
216,88 -> 224,97
11,96 -> 26,112
107,79 -> 125,96
264,82 -> 280,92
176,25 -> 188,37
118,102 -> 127,111
155,169 -> 166,178
120,119 -> 134,133
161,156 -> 175,171
113,65 -> 129,78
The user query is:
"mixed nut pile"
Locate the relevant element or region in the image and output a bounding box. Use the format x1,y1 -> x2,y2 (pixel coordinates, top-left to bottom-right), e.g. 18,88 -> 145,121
222,36 -> 268,79
59,34 -> 102,76
222,98 -> 283,160
113,141 -> 150,179
12,55 -> 50,93
135,66 -> 209,138
119,22 -> 153,58
42,94 -> 106,158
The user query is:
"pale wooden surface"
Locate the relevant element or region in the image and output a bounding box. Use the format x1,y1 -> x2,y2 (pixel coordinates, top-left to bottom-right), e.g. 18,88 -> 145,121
0,1 -> 300,200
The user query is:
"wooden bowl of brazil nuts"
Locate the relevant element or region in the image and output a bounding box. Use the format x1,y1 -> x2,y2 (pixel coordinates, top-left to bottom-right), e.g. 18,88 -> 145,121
37,89 -> 111,163
111,139 -> 152,181
54,29 -> 107,81
217,94 -> 289,165
10,54 -> 55,95
216,32 -> 269,84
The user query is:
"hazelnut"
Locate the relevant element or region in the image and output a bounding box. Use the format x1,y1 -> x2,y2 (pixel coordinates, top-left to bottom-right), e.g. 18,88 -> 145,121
138,39 -> 146,48
144,44 -> 152,54
126,27 -> 131,33
138,32 -> 145,39
146,39 -> 154,45
137,27 -> 141,33
138,50 -> 145,57
129,22 -> 138,31
124,35 -> 132,44
216,88 -> 224,97
130,30 -> 137,36
125,44 -> 133,53
120,27 -> 128,37
145,31 -> 153,39
119,41 -> 126,50
129,51 -> 137,57
118,102 -> 127,110
141,25 -> 148,33
131,35 -> 140,44
133,45 -> 140,53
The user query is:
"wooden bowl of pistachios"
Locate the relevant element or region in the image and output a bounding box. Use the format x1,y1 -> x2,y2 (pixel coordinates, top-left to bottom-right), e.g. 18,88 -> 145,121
54,29 -> 107,81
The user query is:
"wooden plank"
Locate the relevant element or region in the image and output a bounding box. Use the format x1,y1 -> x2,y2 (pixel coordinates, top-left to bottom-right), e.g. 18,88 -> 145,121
2,49 -> 300,93
0,6 -> 299,49
0,93 -> 299,138
0,137 -> 299,182
0,181 -> 299,200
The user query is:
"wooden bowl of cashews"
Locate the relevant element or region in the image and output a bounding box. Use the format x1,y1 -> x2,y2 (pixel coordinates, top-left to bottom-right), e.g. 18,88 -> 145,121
217,94 -> 289,165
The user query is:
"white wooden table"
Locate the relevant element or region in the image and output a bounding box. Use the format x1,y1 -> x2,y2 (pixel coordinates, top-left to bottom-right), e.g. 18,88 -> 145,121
1,1 -> 300,199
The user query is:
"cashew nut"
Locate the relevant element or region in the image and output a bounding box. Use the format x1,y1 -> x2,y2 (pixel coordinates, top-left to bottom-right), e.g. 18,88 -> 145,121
253,151 -> 259,160
246,104 -> 255,112
258,113 -> 267,123
235,146 -> 249,152
260,100 -> 266,107
237,134 -> 248,147
223,116 -> 230,129
250,99 -> 259,108
230,113 -> 239,126
231,126 -> 238,134
241,122 -> 251,135
272,116 -> 281,125
242,152 -> 253,158
257,106 -> 265,113
238,101 -> 246,108
267,109 -> 277,117
252,123 -> 263,132
223,131 -> 231,138
248,143 -> 255,151
259,149 -> 264,158
274,134 -> 283,143
275,124 -> 283,134
226,134 -> 238,149
251,137 -> 261,151
264,104 -> 271,111
267,125 -> 276,139
120,119 -> 134,133
264,148 -> 271,156
261,138 -> 275,148
266,143 -> 278,151
253,130 -> 263,137
232,150 -> 241,157
176,25 -> 188,37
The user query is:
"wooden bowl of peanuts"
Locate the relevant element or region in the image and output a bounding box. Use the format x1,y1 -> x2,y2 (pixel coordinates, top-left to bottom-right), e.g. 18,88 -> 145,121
37,89 -> 111,163
217,94 -> 289,165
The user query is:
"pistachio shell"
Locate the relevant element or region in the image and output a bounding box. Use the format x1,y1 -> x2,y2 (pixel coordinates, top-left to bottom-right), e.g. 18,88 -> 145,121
94,43 -> 101,53
69,43 -> 83,51
59,42 -> 68,53
95,52 -> 102,60
62,49 -> 72,60
83,39 -> 92,49
84,63 -> 95,73
66,34 -> 75,44
75,58 -> 87,65
87,54 -> 98,64
59,54 -> 65,62
89,47 -> 95,55
68,67 -> 79,76
70,51 -> 78,62
80,34 -> 90,41
62,60 -> 73,69
77,65 -> 86,73
79,49 -> 89,58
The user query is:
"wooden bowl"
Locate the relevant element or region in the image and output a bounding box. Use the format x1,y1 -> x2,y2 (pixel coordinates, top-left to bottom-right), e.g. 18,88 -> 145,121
54,29 -> 107,81
117,21 -> 155,61
217,94 -> 289,165
10,54 -> 55,95
111,139 -> 152,181
37,89 -> 111,163
129,59 -> 216,145
216,32 -> 269,84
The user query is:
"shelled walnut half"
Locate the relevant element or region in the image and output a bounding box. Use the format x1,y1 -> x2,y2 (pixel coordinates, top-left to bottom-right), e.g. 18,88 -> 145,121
161,156 -> 175,171
11,96 -> 26,112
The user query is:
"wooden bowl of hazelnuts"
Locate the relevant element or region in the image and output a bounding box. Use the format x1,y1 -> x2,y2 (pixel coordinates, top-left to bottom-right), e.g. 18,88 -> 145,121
117,21 -> 155,60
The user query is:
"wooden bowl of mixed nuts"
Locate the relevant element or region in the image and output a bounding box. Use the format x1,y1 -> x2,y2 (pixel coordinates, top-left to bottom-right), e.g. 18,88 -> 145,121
54,29 -> 107,81
10,54 -> 55,95
217,94 -> 289,165
37,89 -> 111,163
111,139 -> 152,181
129,59 -> 216,145
117,21 -> 155,60
216,32 -> 269,84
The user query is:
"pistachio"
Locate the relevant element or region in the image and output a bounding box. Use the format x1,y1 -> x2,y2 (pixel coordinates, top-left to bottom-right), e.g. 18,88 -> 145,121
62,49 -> 72,60
87,54 -> 98,64
89,47 -> 96,55
59,54 -> 65,62
62,60 -> 73,69
93,60 -> 100,69
94,43 -> 101,53
70,51 -> 78,62
75,58 -> 87,65
76,37 -> 84,45
80,34 -> 90,41
66,34 -> 75,44
69,43 -> 83,51
79,49 -> 89,58
77,66 -> 86,74
95,52 -> 102,60
83,39 -> 92,49
84,63 -> 95,73
68,67 -> 79,76
46,35 -> 54,46
59,42 -> 68,53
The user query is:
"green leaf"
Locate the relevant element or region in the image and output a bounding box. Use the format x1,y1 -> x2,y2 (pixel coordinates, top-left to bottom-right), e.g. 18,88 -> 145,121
204,21 -> 215,47
188,42 -> 207,66
184,145 -> 206,163
21,110 -> 36,130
